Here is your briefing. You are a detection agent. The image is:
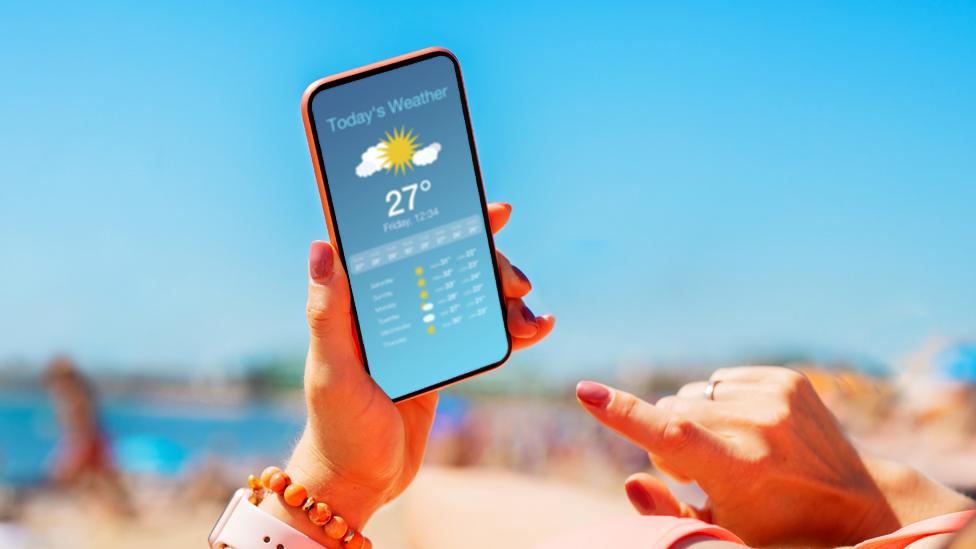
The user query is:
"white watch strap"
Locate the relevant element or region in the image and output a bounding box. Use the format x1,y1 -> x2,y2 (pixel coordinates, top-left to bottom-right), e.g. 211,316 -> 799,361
213,489 -> 326,549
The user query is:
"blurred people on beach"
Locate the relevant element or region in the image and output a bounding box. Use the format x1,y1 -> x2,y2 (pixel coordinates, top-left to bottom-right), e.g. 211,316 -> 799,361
43,357 -> 132,515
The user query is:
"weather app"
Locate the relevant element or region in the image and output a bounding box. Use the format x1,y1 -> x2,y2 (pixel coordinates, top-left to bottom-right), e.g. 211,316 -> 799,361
310,54 -> 509,400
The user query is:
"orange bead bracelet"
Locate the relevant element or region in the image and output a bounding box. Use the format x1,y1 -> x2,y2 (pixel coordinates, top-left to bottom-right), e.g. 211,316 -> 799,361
247,466 -> 372,549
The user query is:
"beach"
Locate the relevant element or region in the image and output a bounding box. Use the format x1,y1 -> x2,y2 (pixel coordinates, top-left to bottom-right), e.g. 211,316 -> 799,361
3,369 -> 974,547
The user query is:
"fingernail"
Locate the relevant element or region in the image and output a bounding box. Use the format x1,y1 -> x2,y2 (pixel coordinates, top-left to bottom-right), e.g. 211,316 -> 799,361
512,265 -> 530,285
625,481 -> 656,514
517,304 -> 538,337
576,381 -> 611,408
309,242 -> 334,283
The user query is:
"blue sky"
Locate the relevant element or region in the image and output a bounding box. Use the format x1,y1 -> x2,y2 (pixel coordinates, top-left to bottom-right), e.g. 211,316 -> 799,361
1,1 -> 974,376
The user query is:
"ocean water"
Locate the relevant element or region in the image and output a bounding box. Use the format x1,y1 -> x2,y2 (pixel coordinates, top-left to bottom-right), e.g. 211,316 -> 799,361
0,391 -> 471,487
0,391 -> 305,486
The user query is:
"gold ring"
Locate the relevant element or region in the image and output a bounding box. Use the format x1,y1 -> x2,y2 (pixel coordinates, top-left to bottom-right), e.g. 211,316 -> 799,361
704,380 -> 720,401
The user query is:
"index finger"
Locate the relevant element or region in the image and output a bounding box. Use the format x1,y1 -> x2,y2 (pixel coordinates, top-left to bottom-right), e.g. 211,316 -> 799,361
576,381 -> 727,476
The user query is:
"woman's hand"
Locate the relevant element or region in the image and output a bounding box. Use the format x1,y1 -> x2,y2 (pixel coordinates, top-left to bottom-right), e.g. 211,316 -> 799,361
261,203 -> 554,546
576,367 -> 903,547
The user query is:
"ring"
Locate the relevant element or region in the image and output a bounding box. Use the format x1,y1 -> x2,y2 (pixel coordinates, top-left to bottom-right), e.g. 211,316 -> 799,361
704,380 -> 720,401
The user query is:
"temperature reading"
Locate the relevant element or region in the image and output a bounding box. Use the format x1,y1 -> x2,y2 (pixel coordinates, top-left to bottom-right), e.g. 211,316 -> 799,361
386,179 -> 432,217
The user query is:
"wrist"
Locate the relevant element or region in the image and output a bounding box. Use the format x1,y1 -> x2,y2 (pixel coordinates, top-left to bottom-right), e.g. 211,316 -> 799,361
258,436 -> 387,547
863,455 -> 976,526
287,435 -> 389,529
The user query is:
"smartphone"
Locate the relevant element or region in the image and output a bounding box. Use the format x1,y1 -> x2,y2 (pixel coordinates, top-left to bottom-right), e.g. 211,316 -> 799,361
301,47 -> 511,401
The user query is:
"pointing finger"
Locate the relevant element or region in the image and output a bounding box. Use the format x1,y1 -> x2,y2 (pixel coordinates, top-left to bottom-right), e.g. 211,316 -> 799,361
576,381 -> 727,476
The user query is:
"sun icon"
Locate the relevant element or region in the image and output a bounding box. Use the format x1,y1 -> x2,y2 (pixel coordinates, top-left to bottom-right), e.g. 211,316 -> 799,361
378,127 -> 421,176
355,129 -> 441,178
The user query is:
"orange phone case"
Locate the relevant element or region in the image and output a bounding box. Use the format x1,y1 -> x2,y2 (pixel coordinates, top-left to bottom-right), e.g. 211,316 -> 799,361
300,47 -> 512,402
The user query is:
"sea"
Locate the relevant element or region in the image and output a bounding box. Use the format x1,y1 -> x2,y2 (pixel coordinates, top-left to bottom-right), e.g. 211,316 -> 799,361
0,390 -> 304,486
0,390 -> 469,487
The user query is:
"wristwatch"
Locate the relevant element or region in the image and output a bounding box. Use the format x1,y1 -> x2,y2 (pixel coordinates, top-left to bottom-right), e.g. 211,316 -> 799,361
209,488 -> 326,549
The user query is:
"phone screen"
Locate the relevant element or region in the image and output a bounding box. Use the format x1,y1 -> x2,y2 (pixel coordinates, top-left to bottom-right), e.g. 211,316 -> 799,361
306,52 -> 510,400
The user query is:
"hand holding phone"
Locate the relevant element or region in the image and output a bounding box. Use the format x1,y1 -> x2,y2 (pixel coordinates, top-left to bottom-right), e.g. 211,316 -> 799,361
256,205 -> 554,545
302,48 -> 524,401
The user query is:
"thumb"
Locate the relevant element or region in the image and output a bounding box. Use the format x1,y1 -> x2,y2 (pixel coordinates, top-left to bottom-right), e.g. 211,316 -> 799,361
624,472 -> 710,522
306,241 -> 361,370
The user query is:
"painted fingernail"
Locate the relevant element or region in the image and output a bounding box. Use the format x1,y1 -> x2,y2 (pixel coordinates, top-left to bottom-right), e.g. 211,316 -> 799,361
512,265 -> 530,285
625,481 -> 655,514
309,242 -> 334,283
576,381 -> 611,408
517,304 -> 538,337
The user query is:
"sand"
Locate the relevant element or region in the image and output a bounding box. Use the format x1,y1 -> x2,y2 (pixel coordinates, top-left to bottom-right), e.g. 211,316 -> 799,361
10,466 -> 632,548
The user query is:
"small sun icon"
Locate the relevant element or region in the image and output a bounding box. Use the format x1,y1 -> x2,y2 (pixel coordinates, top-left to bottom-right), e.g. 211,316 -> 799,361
378,127 -> 421,175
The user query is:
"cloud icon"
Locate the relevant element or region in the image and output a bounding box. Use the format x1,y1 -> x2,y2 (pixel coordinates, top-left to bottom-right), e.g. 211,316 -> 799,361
412,143 -> 441,167
356,145 -> 385,178
355,127 -> 442,177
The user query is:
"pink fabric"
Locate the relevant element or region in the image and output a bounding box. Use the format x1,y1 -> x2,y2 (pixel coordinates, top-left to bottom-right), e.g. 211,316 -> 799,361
533,510 -> 975,549
854,510 -> 976,549
532,515 -> 744,549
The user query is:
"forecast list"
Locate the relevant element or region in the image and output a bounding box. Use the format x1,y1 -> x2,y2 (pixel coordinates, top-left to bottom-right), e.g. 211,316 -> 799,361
347,215 -> 494,349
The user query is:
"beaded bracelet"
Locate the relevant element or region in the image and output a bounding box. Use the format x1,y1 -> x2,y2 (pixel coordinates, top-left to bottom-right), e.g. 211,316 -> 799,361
247,466 -> 372,549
